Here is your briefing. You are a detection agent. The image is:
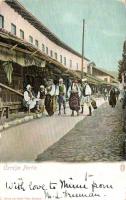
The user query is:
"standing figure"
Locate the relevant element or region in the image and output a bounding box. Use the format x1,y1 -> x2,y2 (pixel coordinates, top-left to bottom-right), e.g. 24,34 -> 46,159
80,78 -> 92,116
23,84 -> 37,113
103,88 -> 108,101
57,78 -> 66,115
45,79 -> 57,116
37,85 -> 46,113
115,88 -> 120,101
109,87 -> 116,107
68,80 -> 81,116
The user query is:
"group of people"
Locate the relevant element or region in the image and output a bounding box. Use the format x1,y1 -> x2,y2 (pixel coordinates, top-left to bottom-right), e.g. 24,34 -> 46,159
23,78 -> 95,117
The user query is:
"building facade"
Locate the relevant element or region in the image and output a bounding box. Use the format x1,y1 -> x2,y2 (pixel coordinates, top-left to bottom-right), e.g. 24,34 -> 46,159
92,67 -> 114,84
0,0 -> 89,72
0,0 -> 117,113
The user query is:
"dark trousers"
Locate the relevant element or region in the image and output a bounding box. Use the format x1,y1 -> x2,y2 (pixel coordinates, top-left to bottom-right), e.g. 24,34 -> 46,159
58,95 -> 66,113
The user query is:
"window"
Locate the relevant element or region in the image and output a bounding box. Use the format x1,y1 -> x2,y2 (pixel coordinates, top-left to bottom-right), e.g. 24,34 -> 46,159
87,66 -> 91,74
0,15 -> 4,28
70,60 -> 72,68
64,57 -> 66,65
104,78 -> 108,82
50,50 -> 53,57
35,39 -> 39,47
11,23 -> 16,35
54,52 -> 57,60
29,35 -> 33,44
20,29 -> 24,39
76,63 -> 79,70
60,55 -> 62,63
46,47 -> 48,54
42,44 -> 45,52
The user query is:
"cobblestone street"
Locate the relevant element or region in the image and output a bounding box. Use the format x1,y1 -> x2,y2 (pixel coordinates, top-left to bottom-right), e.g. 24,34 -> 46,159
0,98 -> 104,161
36,101 -> 126,162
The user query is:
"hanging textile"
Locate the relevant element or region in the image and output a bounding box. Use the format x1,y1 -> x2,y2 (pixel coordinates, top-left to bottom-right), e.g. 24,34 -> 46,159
3,61 -> 13,84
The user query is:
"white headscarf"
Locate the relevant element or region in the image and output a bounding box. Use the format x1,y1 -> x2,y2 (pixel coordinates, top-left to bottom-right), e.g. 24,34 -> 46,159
26,84 -> 31,91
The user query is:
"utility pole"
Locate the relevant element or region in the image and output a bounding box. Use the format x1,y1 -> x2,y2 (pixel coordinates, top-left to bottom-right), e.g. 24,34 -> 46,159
81,19 -> 85,79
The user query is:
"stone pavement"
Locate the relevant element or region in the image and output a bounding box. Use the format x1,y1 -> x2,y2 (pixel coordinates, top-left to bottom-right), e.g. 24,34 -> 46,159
0,98 -> 104,162
36,101 -> 126,162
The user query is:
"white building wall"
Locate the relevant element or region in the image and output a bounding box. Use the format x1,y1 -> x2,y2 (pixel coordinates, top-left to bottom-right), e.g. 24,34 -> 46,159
0,2 -> 88,72
96,75 -> 111,83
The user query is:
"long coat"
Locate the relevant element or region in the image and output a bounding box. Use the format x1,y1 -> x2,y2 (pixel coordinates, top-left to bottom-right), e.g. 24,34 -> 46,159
109,89 -> 116,107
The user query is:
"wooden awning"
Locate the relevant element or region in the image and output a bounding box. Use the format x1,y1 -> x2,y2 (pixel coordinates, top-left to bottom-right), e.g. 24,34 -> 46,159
0,30 -> 62,68
0,29 -> 80,80
75,70 -> 104,85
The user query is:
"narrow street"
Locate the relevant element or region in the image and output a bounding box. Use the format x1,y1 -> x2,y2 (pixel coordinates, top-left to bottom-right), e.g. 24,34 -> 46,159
0,98 -> 104,162
36,101 -> 126,162
0,99 -> 125,162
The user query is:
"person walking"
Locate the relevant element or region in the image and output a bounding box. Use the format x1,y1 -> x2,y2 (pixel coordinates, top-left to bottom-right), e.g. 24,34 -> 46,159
80,78 -> 92,116
56,78 -> 66,115
115,88 -> 120,101
109,87 -> 117,108
68,80 -> 81,116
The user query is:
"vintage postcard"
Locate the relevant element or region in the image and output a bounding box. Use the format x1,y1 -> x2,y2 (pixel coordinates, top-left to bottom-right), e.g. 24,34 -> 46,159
0,0 -> 126,199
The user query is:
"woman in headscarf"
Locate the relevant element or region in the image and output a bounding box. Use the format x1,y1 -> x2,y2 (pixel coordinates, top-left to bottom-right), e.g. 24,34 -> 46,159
68,80 -> 81,116
109,87 -> 117,108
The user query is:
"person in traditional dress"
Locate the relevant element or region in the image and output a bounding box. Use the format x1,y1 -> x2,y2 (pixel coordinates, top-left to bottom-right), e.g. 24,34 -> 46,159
115,88 -> 120,101
36,85 -> 46,113
109,87 -> 117,108
23,84 -> 37,113
56,78 -> 66,115
45,79 -> 57,116
80,78 -> 92,116
68,80 -> 81,116
103,88 -> 108,101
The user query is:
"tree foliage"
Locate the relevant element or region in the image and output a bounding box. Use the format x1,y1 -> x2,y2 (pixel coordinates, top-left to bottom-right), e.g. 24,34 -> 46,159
118,40 -> 126,82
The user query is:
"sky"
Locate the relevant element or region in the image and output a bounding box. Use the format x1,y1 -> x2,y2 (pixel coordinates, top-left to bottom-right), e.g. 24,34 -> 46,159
19,0 -> 126,71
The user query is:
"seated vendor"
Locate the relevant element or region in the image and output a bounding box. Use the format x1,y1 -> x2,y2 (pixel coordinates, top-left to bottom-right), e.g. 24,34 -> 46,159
23,84 -> 37,113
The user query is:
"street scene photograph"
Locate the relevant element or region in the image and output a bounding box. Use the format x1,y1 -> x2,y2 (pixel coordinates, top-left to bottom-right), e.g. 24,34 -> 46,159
0,0 -> 126,162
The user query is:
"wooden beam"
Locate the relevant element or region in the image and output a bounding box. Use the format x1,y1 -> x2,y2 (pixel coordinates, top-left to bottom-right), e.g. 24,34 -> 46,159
30,50 -> 38,56
0,41 -> 48,62
0,83 -> 23,97
10,44 -> 18,51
